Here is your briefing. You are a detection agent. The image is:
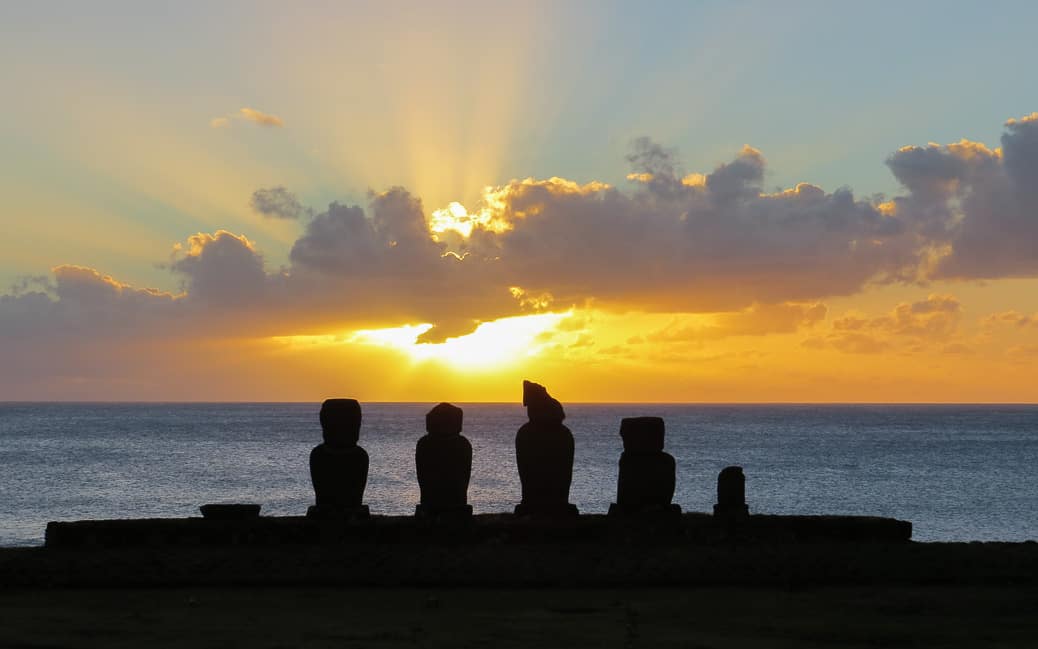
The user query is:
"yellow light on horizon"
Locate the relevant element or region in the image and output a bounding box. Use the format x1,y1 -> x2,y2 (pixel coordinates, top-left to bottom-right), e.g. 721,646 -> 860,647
351,323 -> 435,348
274,312 -> 570,370
354,312 -> 568,368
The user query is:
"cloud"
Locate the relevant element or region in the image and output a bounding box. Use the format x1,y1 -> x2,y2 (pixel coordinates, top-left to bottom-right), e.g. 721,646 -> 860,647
285,189 -> 517,341
250,186 -> 309,220
0,265 -> 179,341
239,107 -> 283,127
982,310 -> 1038,330
886,113 -> 1038,279
803,294 -> 962,354
941,343 -> 973,355
624,137 -> 685,198
1008,344 -> 1038,361
289,188 -> 449,276
804,330 -> 890,355
209,107 -> 285,129
646,302 -> 827,343
461,151 -> 914,313
7,113 -> 1038,375
880,293 -> 961,338
3,231 -> 282,347
169,230 -> 270,304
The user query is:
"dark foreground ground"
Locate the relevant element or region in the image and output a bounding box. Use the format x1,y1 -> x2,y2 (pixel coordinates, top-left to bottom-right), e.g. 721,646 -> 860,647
4,515 -> 1035,648
1,585 -> 1036,648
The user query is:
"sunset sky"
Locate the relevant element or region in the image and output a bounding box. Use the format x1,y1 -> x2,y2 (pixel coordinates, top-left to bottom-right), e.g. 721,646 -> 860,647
2,1 -> 1038,402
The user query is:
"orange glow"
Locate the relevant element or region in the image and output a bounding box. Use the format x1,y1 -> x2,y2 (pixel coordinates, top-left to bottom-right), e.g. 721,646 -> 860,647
183,276 -> 1038,403
274,312 -> 570,371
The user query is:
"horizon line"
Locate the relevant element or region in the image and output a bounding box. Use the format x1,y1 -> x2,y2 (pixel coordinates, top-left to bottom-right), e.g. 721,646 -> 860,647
3,400 -> 1037,406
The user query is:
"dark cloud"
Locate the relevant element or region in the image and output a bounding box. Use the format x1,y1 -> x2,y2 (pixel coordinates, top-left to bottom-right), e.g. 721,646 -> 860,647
289,202 -> 375,273
887,113 -> 1038,278
290,189 -> 446,275
463,154 -> 915,313
0,265 -> 178,340
7,274 -> 48,295
705,145 -> 766,203
250,186 -> 308,220
279,189 -> 516,341
625,137 -> 685,198
171,231 -> 269,304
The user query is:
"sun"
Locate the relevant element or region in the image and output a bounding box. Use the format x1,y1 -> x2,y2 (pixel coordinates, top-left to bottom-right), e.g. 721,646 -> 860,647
427,195 -> 513,240
429,201 -> 476,237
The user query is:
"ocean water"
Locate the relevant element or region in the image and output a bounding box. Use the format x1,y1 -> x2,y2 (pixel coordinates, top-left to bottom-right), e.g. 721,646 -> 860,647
0,403 -> 1035,546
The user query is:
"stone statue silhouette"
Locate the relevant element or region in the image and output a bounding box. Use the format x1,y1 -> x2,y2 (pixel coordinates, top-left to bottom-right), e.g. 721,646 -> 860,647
514,380 -> 578,516
307,398 -> 370,518
714,465 -> 749,517
609,416 -> 680,516
415,402 -> 473,518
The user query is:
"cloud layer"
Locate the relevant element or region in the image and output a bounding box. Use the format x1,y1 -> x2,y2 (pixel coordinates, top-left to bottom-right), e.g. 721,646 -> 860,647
5,114 -> 1038,355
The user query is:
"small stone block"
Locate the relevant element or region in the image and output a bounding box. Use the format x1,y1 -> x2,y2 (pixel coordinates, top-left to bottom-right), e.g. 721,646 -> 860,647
714,465 -> 749,518
199,504 -> 261,520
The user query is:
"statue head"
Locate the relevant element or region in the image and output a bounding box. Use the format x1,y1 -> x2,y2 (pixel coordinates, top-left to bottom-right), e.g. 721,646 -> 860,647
426,402 -> 463,436
522,380 -> 565,423
620,416 -> 665,453
319,398 -> 362,446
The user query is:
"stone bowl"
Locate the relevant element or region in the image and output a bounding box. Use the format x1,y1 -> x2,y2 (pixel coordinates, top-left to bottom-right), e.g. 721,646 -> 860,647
199,504 -> 262,520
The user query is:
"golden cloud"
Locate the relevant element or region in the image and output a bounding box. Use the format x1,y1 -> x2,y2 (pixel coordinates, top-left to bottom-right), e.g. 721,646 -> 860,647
803,294 -> 962,354
239,107 -> 284,127
209,108 -> 284,128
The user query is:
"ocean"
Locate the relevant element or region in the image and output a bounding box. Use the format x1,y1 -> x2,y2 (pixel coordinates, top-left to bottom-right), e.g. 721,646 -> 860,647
1,403 -> 1035,546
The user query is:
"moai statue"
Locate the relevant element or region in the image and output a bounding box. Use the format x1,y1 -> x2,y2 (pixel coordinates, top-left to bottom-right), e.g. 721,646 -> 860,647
307,398 -> 370,519
514,380 -> 578,517
415,402 -> 473,518
609,416 -> 680,516
713,465 -> 749,517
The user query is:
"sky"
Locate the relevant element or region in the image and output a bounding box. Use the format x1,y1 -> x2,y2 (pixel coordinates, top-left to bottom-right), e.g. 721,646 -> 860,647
2,1 -> 1038,402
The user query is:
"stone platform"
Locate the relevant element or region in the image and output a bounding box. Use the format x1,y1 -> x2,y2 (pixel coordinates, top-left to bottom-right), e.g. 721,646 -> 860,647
7,515 -> 1038,589
44,512 -> 911,549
